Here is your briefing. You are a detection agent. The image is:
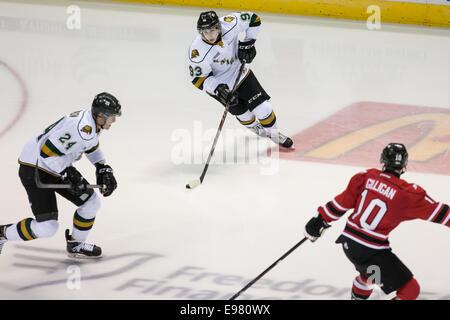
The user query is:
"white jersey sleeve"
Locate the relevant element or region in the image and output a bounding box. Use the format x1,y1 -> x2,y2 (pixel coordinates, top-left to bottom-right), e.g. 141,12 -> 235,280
85,143 -> 105,165
232,12 -> 261,41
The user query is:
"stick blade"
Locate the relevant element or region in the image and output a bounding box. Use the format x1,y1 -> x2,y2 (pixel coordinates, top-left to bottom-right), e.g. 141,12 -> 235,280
186,179 -> 201,189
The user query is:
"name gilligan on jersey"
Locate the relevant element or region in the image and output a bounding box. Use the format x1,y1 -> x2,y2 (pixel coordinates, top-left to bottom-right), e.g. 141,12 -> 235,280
366,178 -> 397,200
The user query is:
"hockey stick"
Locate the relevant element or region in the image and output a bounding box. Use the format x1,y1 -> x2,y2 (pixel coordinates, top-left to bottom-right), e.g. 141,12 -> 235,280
34,162 -> 104,189
186,60 -> 246,189
229,237 -> 308,300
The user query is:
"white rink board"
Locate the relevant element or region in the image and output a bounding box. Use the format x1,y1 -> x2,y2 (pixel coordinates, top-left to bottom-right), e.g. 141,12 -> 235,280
0,0 -> 449,300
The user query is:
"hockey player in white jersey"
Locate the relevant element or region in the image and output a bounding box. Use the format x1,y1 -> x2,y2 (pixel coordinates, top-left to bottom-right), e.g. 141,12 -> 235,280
188,11 -> 293,148
0,92 -> 121,258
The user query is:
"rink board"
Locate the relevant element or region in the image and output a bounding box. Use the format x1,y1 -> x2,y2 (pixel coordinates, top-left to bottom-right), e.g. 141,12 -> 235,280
109,0 -> 450,27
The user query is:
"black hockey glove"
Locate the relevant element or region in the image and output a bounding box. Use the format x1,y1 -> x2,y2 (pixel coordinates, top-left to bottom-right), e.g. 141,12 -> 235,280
215,84 -> 239,106
238,39 -> 256,64
95,163 -> 117,197
304,213 -> 331,242
61,166 -> 88,196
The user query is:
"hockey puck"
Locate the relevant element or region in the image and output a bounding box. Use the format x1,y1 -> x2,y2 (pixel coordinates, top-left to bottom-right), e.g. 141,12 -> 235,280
186,184 -> 191,189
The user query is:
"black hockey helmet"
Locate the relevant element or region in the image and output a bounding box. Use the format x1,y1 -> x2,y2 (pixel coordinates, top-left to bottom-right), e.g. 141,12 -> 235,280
380,143 -> 408,171
197,11 -> 220,33
92,92 -> 122,119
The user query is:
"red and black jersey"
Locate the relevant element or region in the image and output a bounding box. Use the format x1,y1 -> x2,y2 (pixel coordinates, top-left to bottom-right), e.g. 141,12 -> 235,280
318,168 -> 449,249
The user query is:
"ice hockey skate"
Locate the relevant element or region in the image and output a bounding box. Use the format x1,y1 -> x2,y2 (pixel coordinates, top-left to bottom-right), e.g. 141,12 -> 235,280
267,130 -> 294,149
248,123 -> 294,149
65,229 -> 102,259
247,122 -> 269,138
272,131 -> 294,149
0,225 -> 10,254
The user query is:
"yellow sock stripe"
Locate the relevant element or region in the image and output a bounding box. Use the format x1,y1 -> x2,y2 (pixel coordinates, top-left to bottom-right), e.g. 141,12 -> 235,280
259,111 -> 276,126
239,115 -> 256,126
17,218 -> 36,241
73,213 -> 95,231
74,219 -> 95,228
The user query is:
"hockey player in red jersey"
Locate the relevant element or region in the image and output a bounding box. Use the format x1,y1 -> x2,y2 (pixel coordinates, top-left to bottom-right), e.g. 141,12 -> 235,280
304,143 -> 449,300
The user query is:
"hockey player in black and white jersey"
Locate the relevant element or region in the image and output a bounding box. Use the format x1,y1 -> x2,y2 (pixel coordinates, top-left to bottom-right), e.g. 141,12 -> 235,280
0,92 -> 121,258
188,11 -> 294,149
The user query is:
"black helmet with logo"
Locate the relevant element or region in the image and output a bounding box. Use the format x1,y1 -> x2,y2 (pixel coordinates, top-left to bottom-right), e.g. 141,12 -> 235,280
197,11 -> 220,33
380,143 -> 408,171
92,92 -> 122,119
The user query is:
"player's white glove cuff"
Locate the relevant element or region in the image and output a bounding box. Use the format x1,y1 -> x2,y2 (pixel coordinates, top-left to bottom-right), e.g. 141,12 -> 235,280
304,230 -> 319,242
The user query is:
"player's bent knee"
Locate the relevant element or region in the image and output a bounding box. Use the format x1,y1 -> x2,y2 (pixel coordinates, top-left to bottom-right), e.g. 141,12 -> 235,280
77,192 -> 101,218
32,219 -> 59,238
396,278 -> 420,300
252,101 -> 273,118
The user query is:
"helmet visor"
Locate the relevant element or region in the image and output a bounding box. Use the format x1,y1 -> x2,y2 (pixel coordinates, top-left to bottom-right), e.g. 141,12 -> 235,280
199,23 -> 220,43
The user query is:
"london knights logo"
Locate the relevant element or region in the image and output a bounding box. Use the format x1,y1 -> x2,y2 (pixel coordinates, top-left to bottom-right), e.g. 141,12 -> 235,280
191,49 -> 199,59
224,16 -> 235,22
81,125 -> 92,134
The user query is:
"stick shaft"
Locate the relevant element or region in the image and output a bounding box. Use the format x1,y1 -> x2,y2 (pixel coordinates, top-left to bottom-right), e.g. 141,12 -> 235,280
36,183 -> 103,189
198,61 -> 246,184
34,164 -> 103,189
229,237 -> 308,300
199,104 -> 229,182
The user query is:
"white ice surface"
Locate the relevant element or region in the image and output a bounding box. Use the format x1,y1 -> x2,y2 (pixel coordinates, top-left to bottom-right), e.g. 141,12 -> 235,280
0,0 -> 448,300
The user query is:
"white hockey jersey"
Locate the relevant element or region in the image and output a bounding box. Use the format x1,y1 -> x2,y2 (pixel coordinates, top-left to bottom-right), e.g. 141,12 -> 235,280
19,108 -> 106,176
188,12 -> 261,95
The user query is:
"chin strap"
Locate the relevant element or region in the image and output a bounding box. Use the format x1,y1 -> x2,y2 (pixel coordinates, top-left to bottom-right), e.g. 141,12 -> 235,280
214,33 -> 222,44
93,114 -> 107,131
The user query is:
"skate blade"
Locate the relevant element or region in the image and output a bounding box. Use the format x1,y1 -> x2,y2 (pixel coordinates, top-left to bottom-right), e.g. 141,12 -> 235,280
279,145 -> 295,152
67,252 -> 102,259
0,242 -> 7,254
